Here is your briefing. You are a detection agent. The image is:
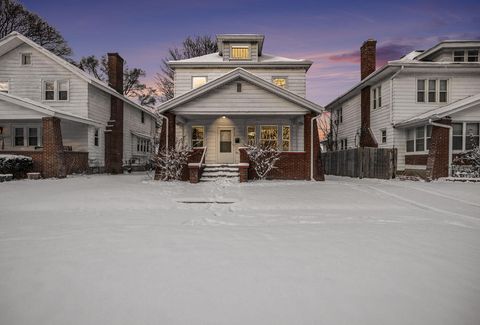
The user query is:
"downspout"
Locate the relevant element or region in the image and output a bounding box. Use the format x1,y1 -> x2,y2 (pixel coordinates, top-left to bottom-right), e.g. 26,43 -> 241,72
311,114 -> 322,181
156,112 -> 169,154
390,65 -> 404,148
428,118 -> 453,177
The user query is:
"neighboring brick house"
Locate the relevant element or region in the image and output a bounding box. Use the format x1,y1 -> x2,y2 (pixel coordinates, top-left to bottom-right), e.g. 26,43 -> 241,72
0,32 -> 157,177
325,39 -> 480,179
157,34 -> 325,183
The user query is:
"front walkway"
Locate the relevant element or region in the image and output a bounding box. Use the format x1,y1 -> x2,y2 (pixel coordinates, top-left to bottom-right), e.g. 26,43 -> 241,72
1,174 -> 480,324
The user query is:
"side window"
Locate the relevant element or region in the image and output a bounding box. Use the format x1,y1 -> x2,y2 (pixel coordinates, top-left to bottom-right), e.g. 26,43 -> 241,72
381,129 -> 387,144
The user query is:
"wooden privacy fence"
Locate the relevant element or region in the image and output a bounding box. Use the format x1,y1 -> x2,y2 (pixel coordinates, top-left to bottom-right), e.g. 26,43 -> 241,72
321,147 -> 397,179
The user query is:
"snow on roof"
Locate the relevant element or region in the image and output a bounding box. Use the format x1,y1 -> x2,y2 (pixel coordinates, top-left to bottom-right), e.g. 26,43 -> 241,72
0,32 -> 156,118
395,93 -> 480,127
169,52 -> 312,65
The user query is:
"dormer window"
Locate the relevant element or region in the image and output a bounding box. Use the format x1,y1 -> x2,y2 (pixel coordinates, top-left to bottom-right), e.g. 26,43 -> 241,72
468,50 -> 479,62
231,46 -> 250,60
272,77 -> 287,89
453,50 -> 465,62
453,49 -> 479,62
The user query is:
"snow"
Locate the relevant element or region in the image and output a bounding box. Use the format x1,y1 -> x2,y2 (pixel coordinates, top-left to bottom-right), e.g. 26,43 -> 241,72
0,154 -> 33,161
1,174 -> 480,325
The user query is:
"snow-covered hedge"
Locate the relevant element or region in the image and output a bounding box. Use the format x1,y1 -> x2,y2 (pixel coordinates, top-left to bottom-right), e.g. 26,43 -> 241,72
0,155 -> 34,177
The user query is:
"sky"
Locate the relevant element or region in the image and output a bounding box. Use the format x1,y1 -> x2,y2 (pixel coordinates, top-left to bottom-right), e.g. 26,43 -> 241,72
21,0 -> 480,105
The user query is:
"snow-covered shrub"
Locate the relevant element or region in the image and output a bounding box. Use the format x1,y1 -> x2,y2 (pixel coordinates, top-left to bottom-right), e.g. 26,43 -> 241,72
0,155 -> 33,177
245,144 -> 281,179
153,139 -> 191,181
452,136 -> 480,178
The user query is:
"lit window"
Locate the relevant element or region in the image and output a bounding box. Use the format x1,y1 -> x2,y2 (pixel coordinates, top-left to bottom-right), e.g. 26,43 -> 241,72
94,128 -> 99,146
466,123 -> 479,150
247,126 -> 256,145
453,50 -> 465,62
372,86 -> 382,109
231,46 -> 250,60
21,53 -> 31,65
192,126 -> 205,147
0,81 -> 8,93
381,129 -> 387,144
272,77 -> 287,89
260,126 -> 278,148
58,80 -> 69,101
467,50 -> 479,62
44,81 -> 55,101
282,126 -> 290,151
192,76 -> 207,89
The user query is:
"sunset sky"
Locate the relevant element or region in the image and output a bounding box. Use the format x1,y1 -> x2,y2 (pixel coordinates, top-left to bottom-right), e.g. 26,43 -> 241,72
21,0 -> 480,105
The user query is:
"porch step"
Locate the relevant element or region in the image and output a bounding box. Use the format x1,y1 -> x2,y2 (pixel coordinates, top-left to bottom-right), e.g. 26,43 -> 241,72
200,164 -> 240,182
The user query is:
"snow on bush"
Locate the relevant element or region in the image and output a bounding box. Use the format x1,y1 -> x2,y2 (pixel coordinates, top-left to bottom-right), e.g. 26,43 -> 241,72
0,154 -> 34,176
245,144 -> 281,179
152,139 -> 191,181
452,136 -> 480,178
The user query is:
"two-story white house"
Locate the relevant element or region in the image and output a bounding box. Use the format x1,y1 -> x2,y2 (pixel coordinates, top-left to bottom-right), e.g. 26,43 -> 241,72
158,34 -> 324,182
325,39 -> 480,179
0,32 -> 157,177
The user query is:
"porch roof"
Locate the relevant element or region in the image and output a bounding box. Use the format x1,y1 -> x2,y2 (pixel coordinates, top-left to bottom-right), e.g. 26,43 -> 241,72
157,68 -> 324,114
395,93 -> 480,128
0,92 -> 104,127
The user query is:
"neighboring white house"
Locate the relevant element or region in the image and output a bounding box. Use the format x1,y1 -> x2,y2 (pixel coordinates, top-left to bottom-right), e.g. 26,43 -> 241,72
157,34 -> 324,182
0,32 -> 156,177
325,39 -> 480,178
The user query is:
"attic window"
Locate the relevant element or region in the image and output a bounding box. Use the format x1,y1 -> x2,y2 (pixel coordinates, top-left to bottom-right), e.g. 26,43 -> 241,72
192,76 -> 207,89
231,46 -> 250,60
21,53 -> 31,65
237,83 -> 242,92
272,77 -> 287,89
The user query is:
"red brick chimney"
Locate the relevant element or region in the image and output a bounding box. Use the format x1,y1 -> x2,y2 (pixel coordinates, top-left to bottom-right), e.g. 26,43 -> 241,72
359,39 -> 378,148
360,39 -> 376,80
105,53 -> 124,173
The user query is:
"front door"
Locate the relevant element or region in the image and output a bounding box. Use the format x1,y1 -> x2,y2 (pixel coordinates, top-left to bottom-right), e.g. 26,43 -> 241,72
217,127 -> 234,164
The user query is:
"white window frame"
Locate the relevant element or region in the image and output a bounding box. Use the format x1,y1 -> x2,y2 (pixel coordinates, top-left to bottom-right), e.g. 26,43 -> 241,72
281,125 -> 291,151
272,76 -> 288,89
0,80 -> 9,93
416,79 -> 449,104
136,136 -> 152,154
371,85 -> 382,109
246,125 -> 256,145
191,76 -> 208,89
230,44 -> 251,60
42,79 -> 70,102
260,125 -> 278,148
335,107 -> 343,124
453,50 -> 465,62
191,126 -> 205,148
20,52 -> 32,66
467,49 -> 479,62
453,49 -> 479,62
94,128 -> 99,147
380,129 -> 387,144
452,121 -> 480,153
12,125 -> 42,147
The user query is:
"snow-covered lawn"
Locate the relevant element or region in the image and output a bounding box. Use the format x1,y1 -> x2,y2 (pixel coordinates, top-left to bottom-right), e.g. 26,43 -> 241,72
1,174 -> 480,325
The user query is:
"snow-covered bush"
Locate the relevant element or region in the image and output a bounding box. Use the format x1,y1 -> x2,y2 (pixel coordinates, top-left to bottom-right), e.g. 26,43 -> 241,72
452,136 -> 480,178
0,155 -> 33,177
245,144 -> 281,179
152,139 -> 191,181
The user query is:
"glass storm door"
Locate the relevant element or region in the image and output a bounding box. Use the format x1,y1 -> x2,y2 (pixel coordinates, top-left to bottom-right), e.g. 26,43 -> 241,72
217,128 -> 234,163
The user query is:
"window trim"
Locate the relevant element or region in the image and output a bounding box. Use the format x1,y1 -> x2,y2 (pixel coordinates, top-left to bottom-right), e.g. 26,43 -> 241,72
230,44 -> 251,60
12,125 -> 42,147
135,136 -> 152,155
371,85 -> 382,110
191,76 -> 208,89
246,125 -> 256,145
452,49 -> 479,62
42,79 -> 70,102
416,78 -> 449,104
20,52 -> 32,66
281,125 -> 291,151
380,129 -> 387,144
57,79 -> 69,101
94,128 -> 99,147
191,126 -> 205,148
271,76 -> 288,89
259,125 -> 279,148
451,121 -> 480,153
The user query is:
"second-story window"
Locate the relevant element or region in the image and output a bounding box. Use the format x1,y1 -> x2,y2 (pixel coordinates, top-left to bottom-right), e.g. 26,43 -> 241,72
335,108 -> 343,124
272,77 -> 287,89
371,86 -> 382,109
58,80 -> 69,101
0,81 -> 9,93
44,81 -> 55,101
417,79 -> 448,103
192,76 -> 207,89
231,46 -> 250,60
453,49 -> 479,62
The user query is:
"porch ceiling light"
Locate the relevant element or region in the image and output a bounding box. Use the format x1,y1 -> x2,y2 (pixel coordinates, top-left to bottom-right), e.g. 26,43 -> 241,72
222,115 -> 226,119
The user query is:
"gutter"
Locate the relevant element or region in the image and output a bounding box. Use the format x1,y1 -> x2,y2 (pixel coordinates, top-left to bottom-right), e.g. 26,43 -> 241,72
389,65 -> 404,150
428,118 -> 452,177
311,114 -> 322,181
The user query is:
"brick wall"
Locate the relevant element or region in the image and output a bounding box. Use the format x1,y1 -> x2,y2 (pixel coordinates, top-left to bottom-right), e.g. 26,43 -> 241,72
405,154 -> 429,165
42,117 -> 66,178
426,118 -> 451,179
159,112 -> 176,151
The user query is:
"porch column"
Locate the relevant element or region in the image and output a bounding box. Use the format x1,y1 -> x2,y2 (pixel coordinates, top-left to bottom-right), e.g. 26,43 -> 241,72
42,117 -> 66,178
304,113 -> 325,181
426,118 -> 451,180
159,112 -> 176,151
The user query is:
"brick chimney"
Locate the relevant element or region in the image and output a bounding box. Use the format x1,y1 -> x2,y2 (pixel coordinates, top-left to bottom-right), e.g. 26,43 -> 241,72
105,53 -> 124,173
359,39 -> 378,148
107,53 -> 124,94
360,39 -> 376,80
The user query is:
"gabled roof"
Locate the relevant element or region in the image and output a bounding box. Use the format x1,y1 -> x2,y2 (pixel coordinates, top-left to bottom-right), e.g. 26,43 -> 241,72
395,93 -> 480,128
0,92 -> 104,126
414,40 -> 480,61
158,67 -> 323,114
0,32 -> 156,118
